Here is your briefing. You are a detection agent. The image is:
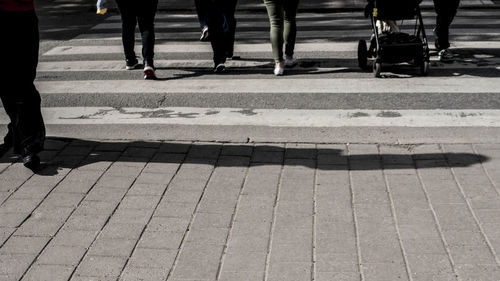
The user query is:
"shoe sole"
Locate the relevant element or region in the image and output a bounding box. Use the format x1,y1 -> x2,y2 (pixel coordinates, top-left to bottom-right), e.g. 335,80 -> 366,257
126,63 -> 139,70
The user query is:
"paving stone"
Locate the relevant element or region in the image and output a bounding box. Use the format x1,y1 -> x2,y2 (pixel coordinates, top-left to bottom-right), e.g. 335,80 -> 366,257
22,264 -> 74,281
406,254 -> 454,281
158,142 -> 191,154
455,264 -> 500,281
0,236 -> 49,255
136,230 -> 184,250
0,199 -> 39,213
119,266 -> 169,281
134,172 -> 175,185
361,262 -> 409,281
0,227 -> 14,245
118,195 -> 160,210
185,227 -> 228,246
170,244 -> 223,280
72,201 -> 117,216
87,238 -> 136,257
449,245 -> 497,265
75,255 -> 127,279
95,175 -> 136,189
99,223 -> 144,240
0,253 -> 35,276
221,144 -> 253,156
51,230 -> 98,247
42,192 -> 83,208
32,206 -> 74,223
251,151 -> 283,163
108,208 -> 153,225
0,212 -> 30,227
316,271 -> 361,281
128,248 -> 177,268
146,217 -> 190,233
84,186 -> 128,202
316,253 -> 359,273
222,251 -> 267,272
153,201 -> 197,218
127,183 -> 167,196
62,214 -> 109,231
53,180 -> 96,194
190,212 -> 233,229
36,245 -> 87,266
16,219 -> 61,237
270,241 -> 312,263
218,270 -> 265,281
267,262 -> 312,281
9,185 -> 53,200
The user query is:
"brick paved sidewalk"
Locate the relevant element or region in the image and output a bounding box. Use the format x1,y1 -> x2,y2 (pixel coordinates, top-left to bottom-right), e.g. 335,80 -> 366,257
1,138 -> 500,281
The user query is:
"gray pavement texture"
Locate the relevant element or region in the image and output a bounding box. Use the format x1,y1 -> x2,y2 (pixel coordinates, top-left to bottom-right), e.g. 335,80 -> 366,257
1,138 -> 500,280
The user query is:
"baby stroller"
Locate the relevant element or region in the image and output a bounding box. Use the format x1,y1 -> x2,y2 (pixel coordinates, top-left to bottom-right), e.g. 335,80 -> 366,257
358,0 -> 430,77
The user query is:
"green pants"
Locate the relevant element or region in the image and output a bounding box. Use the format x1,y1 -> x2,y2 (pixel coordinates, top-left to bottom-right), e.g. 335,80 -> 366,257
264,0 -> 300,63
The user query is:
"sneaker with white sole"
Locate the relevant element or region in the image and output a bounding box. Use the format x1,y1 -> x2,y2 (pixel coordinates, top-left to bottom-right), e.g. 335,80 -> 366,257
284,57 -> 298,68
125,58 -> 139,70
438,49 -> 454,63
214,63 -> 226,73
274,66 -> 284,76
143,63 -> 156,80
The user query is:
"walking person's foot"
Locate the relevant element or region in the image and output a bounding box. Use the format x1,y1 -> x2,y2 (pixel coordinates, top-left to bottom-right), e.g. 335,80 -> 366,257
274,61 -> 284,76
284,56 -> 298,68
143,62 -> 156,80
23,153 -> 40,172
125,57 -> 139,70
214,63 -> 226,73
438,49 -> 454,63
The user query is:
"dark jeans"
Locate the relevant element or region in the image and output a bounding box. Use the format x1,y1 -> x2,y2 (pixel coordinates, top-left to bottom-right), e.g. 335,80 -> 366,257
433,0 -> 460,50
115,0 -> 158,64
195,0 -> 238,65
0,9 -> 45,157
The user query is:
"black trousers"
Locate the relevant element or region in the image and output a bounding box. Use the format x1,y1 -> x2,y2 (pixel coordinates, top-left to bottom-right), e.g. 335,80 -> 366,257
0,9 -> 45,157
115,0 -> 158,64
195,0 -> 238,65
433,0 -> 460,50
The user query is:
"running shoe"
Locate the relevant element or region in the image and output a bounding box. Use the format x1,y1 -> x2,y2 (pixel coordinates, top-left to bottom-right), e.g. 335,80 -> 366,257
143,63 -> 156,80
125,57 -> 139,70
214,63 -> 226,73
284,57 -> 298,68
438,49 -> 454,63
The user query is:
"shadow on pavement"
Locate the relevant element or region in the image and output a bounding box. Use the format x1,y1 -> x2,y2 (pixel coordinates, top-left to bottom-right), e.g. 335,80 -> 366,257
0,138 -> 489,176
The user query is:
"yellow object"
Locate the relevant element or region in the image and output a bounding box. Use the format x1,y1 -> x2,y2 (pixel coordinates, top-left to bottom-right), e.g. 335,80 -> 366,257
373,8 -> 378,17
96,8 -> 107,15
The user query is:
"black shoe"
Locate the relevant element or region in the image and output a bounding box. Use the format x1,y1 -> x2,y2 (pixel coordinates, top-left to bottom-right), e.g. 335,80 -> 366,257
143,62 -> 156,80
23,154 -> 40,171
200,26 -> 210,42
126,57 -> 139,70
214,63 -> 225,73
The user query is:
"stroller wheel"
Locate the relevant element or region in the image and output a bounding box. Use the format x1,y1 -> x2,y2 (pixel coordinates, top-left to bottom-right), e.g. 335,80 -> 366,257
373,62 -> 382,78
358,40 -> 368,70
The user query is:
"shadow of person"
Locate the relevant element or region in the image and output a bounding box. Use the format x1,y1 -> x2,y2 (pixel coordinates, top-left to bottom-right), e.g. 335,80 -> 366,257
0,137 -> 489,177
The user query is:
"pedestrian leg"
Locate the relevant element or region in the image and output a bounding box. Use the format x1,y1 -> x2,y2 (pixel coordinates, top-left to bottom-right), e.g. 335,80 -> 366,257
115,0 -> 138,63
283,0 -> 299,64
222,0 -> 238,58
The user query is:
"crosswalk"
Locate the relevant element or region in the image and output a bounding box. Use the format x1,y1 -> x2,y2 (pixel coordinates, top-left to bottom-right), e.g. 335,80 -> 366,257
3,8 -> 500,143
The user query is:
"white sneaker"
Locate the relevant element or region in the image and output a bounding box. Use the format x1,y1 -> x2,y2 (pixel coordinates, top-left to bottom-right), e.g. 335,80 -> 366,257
274,66 -> 284,76
284,58 -> 298,68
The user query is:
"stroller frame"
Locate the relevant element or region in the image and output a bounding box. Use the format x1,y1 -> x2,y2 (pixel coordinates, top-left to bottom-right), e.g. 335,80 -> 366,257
358,1 -> 430,77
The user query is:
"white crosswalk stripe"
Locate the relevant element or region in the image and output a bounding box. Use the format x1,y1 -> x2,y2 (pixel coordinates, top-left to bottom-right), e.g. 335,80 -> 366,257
7,9 -> 500,142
